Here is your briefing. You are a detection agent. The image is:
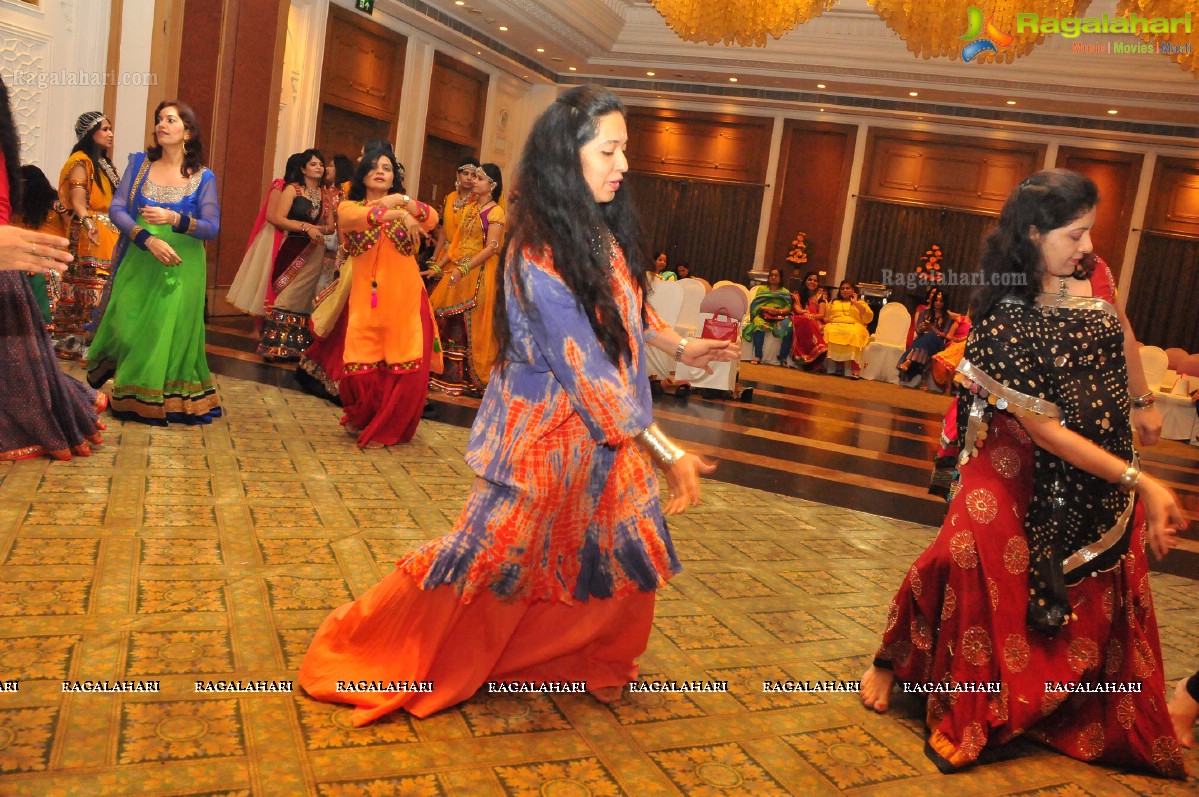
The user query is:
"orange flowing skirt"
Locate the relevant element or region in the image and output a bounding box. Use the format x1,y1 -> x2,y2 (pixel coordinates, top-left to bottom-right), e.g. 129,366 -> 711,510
298,572 -> 654,725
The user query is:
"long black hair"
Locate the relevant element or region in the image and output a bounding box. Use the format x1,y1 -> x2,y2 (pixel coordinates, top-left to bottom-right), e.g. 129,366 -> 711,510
147,100 -> 204,177
348,147 -> 405,202
973,168 -> 1098,319
284,148 -> 324,186
477,162 -> 502,203
0,76 -> 22,215
797,271 -> 822,307
330,154 -> 354,187
18,165 -> 57,229
70,114 -> 115,194
495,85 -> 648,366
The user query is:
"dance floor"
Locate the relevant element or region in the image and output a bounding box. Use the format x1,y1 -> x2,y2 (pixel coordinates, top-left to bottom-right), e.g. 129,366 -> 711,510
0,325 -> 1195,795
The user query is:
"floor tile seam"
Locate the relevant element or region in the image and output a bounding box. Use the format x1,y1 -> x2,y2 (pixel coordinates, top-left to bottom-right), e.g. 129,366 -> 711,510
733,383 -> 950,426
654,409 -> 933,471
669,440 -> 940,504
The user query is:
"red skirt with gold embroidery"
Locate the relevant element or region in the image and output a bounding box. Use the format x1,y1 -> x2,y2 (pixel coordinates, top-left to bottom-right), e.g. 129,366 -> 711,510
876,413 -> 1186,778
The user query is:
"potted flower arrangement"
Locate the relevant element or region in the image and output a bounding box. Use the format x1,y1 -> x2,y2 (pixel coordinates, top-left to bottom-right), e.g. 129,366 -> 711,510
916,244 -> 944,285
787,232 -> 809,266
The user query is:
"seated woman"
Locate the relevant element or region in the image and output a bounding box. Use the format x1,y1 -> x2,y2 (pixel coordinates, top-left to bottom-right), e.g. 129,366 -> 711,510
897,287 -> 957,382
789,271 -> 827,369
675,262 -> 691,280
652,250 -> 676,281
742,267 -> 793,365
822,280 -> 873,378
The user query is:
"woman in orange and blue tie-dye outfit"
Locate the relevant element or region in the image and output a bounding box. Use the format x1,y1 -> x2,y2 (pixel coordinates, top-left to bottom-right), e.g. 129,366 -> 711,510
299,86 -> 739,723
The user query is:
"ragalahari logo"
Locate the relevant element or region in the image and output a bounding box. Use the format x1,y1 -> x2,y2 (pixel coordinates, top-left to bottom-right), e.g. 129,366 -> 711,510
960,6 -> 1014,62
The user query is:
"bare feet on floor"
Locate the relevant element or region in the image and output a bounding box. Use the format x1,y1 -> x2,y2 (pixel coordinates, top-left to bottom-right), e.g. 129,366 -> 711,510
1168,677 -> 1198,748
588,685 -> 625,704
860,665 -> 895,712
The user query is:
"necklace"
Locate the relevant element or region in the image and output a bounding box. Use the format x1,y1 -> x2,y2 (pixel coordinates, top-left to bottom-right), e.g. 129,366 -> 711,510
302,183 -> 321,206
1058,276 -> 1069,296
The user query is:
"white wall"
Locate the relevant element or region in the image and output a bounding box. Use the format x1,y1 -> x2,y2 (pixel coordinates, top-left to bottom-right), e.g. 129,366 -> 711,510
0,0 -> 112,171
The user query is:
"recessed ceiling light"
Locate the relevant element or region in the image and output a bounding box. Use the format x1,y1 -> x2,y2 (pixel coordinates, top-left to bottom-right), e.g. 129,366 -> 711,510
819,108 -> 824,112
816,83 -> 826,89
646,71 -> 655,76
1006,100 -> 1017,105
498,25 -> 508,31
455,1 -> 465,5
536,48 -> 544,53
569,66 -> 577,71
1107,109 -> 1118,114
476,51 -> 481,55
729,77 -> 738,82
909,91 -> 918,97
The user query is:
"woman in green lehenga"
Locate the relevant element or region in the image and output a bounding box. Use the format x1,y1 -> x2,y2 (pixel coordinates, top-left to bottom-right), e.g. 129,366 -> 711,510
86,100 -> 222,425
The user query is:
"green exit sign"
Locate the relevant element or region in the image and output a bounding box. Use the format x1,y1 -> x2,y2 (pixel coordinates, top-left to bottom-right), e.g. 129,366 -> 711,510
355,0 -> 374,14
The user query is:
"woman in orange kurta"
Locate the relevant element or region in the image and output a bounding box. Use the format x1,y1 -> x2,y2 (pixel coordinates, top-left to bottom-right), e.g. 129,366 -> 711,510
338,148 -> 441,448
54,111 -> 120,359
299,86 -> 739,725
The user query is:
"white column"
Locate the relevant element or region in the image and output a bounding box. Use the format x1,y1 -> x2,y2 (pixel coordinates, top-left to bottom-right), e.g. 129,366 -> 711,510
833,122 -> 870,285
751,113 -> 784,270
112,0 -> 154,167
1042,142 -> 1059,169
1118,151 -> 1156,305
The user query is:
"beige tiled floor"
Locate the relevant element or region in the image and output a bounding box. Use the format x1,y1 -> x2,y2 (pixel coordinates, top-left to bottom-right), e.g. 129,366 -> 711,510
0,374 -> 1195,796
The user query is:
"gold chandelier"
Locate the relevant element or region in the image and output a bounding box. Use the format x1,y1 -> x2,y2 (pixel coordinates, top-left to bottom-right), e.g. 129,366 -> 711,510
649,0 -> 837,47
868,0 -> 1092,63
1118,0 -> 1198,76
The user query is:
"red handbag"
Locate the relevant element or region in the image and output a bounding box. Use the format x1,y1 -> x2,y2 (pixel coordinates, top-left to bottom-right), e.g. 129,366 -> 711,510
701,308 -> 740,342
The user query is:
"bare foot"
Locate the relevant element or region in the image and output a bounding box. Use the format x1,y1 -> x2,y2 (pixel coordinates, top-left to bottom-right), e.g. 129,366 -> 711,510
860,665 -> 895,712
1168,677 -> 1198,748
588,685 -> 625,704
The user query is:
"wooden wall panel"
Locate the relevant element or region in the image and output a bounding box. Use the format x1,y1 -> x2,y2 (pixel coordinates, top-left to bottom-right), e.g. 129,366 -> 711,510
863,132 -> 1043,214
765,121 -> 856,276
1144,157 -> 1199,237
319,5 -> 405,119
425,53 -> 488,146
625,108 -> 772,185
1055,147 -> 1141,277
178,0 -> 288,300
316,105 -> 391,167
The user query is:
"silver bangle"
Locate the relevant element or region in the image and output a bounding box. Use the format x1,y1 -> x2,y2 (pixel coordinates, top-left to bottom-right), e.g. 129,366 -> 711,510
674,337 -> 688,362
1117,464 -> 1141,492
638,423 -> 685,468
1131,391 -> 1155,409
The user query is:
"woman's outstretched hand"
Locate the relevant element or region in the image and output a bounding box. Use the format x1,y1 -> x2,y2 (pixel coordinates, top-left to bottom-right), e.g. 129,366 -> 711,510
0,226 -> 72,274
662,453 -> 717,515
680,339 -> 739,374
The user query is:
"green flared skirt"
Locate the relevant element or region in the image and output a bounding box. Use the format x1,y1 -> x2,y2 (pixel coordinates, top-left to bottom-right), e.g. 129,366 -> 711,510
87,223 -> 221,425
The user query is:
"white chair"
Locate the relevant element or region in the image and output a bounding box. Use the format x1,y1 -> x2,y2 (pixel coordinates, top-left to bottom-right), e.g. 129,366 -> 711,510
859,302 -> 911,383
1140,346 -> 1169,391
675,278 -> 707,339
645,279 -> 685,380
676,285 -> 751,392
1157,374 -> 1197,441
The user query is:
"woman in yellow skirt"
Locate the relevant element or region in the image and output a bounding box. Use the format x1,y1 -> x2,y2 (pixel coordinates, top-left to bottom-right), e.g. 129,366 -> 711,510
425,162 -> 504,395
55,111 -> 120,359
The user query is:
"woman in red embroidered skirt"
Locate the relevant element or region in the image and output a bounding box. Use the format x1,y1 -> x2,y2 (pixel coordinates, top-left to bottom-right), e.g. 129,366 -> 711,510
338,148 -> 441,447
861,170 -> 1187,778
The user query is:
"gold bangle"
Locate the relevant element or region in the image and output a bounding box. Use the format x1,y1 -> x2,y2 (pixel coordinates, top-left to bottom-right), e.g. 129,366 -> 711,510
638,423 -> 685,468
